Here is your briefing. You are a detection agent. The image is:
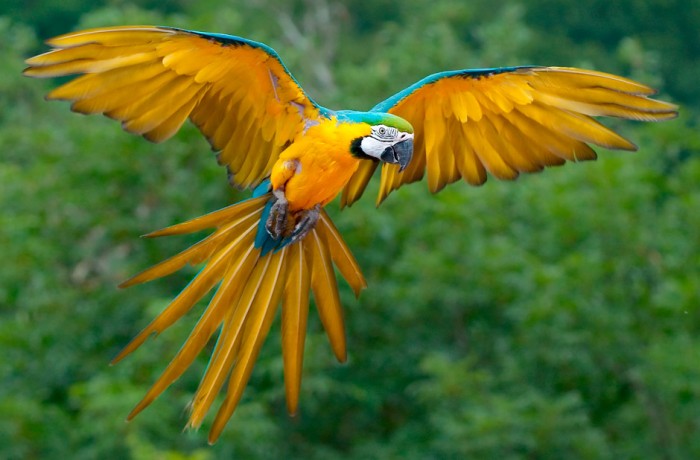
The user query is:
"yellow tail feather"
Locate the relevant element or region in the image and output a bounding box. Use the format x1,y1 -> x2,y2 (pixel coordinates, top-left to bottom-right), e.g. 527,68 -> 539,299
281,243 -> 311,415
115,194 -> 366,442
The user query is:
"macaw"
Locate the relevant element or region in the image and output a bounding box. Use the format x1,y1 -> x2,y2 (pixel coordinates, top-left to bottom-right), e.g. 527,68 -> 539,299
24,25 -> 677,442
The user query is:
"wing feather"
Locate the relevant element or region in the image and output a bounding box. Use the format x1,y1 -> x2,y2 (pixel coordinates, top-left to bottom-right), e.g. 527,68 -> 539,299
47,65 -> 159,100
480,115 -> 540,172
46,26 -> 172,47
144,92 -> 203,142
25,25 -> 328,188
345,66 -> 678,205
123,77 -> 204,134
340,161 -> 378,208
466,118 -> 519,181
457,122 -> 488,185
106,73 -> 183,120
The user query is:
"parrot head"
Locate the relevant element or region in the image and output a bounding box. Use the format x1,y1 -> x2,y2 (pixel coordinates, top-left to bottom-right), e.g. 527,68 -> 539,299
343,111 -> 414,171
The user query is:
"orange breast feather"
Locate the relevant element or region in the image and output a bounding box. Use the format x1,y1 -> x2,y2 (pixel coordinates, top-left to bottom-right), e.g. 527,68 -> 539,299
272,119 -> 371,211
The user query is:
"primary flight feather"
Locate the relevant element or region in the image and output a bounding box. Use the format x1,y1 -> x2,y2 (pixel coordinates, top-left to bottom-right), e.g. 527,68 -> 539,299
24,25 -> 677,443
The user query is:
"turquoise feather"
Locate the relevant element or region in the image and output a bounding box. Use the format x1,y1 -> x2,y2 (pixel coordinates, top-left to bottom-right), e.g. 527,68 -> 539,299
371,66 -> 538,112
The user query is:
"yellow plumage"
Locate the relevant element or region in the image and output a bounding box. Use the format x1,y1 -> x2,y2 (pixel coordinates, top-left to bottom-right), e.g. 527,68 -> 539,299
272,119 -> 372,210
109,195 -> 364,443
281,242 -> 311,415
26,25 -> 320,190
339,66 -> 678,205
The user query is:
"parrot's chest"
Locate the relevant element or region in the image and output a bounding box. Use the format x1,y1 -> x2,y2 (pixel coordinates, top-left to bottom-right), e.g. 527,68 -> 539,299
282,137 -> 361,211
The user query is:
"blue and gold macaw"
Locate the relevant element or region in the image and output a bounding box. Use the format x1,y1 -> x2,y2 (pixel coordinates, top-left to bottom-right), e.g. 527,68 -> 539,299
25,25 -> 677,442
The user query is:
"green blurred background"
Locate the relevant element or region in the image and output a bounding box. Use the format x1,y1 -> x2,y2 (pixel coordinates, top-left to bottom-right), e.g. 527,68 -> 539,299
2,0 -> 699,458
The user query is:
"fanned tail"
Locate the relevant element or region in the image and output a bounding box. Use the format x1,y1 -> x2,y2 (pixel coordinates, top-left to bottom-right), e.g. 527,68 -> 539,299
115,193 -> 366,443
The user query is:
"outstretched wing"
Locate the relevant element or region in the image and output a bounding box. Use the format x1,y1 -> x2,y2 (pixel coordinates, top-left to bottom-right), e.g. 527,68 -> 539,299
341,66 -> 678,206
24,25 -> 329,189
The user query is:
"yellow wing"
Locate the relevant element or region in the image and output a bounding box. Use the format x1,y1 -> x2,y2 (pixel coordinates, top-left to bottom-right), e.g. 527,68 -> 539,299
341,66 -> 678,207
24,25 -> 327,189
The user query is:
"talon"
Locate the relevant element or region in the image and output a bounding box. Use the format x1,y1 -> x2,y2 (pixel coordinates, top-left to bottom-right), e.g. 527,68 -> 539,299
265,189 -> 321,244
266,189 -> 289,239
290,204 -> 321,244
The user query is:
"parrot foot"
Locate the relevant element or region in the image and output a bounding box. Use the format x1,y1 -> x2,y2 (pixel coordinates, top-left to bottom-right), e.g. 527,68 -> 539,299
265,189 -> 321,244
266,189 -> 290,240
289,204 -> 321,244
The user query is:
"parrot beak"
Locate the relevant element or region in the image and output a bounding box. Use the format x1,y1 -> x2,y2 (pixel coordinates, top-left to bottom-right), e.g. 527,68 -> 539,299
380,138 -> 414,172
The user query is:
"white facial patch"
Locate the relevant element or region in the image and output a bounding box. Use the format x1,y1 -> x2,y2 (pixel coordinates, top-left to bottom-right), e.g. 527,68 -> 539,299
360,136 -> 389,159
360,124 -> 413,160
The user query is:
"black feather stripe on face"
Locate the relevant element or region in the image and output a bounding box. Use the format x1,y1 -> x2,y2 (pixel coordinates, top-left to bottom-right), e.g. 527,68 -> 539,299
350,137 -> 377,161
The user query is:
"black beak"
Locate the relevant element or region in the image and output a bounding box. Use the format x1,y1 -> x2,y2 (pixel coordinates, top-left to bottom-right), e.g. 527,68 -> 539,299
380,138 -> 414,172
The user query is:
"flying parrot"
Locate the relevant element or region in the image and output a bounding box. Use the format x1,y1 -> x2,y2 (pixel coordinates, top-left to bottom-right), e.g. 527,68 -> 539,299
24,25 -> 677,443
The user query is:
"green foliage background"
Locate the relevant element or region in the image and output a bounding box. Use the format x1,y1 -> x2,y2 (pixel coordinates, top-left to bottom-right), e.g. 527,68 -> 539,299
2,0 -> 699,458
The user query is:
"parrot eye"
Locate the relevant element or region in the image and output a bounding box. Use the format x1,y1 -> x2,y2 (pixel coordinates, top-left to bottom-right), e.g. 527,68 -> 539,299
372,125 -> 398,141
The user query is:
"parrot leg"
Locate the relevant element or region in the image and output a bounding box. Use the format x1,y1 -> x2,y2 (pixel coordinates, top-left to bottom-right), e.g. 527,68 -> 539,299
266,189 -> 289,239
266,189 -> 321,244
290,204 -> 321,244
